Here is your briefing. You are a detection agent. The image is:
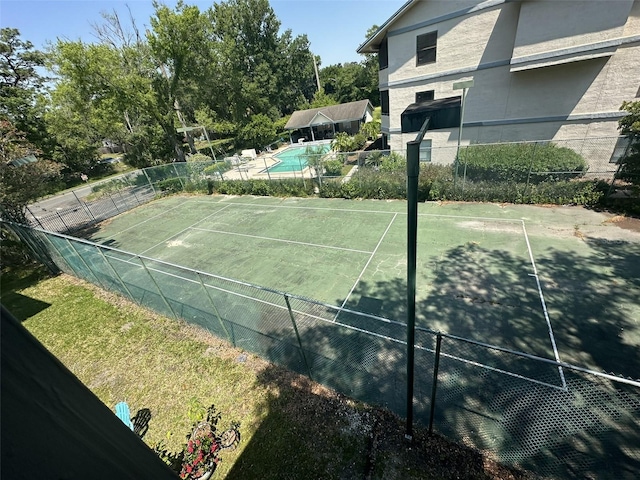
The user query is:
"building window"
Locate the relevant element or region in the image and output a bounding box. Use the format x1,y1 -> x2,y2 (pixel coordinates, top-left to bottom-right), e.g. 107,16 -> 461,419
379,37 -> 388,70
380,90 -> 389,115
416,31 -> 437,66
415,90 -> 434,103
419,139 -> 432,162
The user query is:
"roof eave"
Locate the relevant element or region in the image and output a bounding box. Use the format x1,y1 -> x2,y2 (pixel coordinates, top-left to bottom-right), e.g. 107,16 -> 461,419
357,0 -> 418,53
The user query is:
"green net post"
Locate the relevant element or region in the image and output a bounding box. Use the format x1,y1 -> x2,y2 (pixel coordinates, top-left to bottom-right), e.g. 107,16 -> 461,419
405,117 -> 430,441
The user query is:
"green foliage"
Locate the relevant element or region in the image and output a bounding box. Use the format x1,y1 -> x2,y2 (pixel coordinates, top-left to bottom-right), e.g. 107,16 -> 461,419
188,153 -> 212,163
157,178 -> 184,194
323,159 -> 344,176
318,158 -> 601,206
617,101 -> 640,185
209,178 -> 312,197
331,132 -> 367,153
236,114 -> 276,149
359,120 -> 380,140
0,121 -> 63,222
320,169 -> 406,200
306,89 -> 338,109
379,152 -> 406,172
429,177 -> 603,205
204,161 -> 233,176
0,28 -> 52,156
458,143 -> 588,183
320,59 -> 378,106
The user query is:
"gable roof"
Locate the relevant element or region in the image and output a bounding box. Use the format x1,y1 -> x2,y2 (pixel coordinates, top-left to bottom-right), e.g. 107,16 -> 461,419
357,0 -> 507,53
357,0 -> 418,53
284,100 -> 373,130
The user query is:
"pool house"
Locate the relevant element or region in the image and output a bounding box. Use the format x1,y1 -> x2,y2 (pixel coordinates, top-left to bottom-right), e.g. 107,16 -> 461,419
284,99 -> 374,143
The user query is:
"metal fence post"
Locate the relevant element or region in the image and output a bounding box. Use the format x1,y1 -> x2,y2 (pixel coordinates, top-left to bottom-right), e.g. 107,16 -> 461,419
25,205 -> 45,229
196,272 -> 233,344
97,247 -> 139,305
36,229 -> 75,274
284,294 -> 313,381
109,194 -> 121,215
298,158 -> 307,189
142,168 -> 157,196
65,239 -> 109,291
524,142 -> 538,201
461,146 -> 469,197
173,163 -> 185,190
72,190 -> 96,223
55,211 -> 70,232
263,157 -> 271,181
138,256 -> 180,321
428,332 -> 443,434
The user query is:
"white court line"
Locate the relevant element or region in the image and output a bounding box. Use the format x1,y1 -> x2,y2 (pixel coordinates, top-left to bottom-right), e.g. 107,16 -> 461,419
190,227 -> 373,254
138,204 -> 232,255
334,213 -> 398,321
203,200 -> 523,223
102,201 -> 185,240
522,221 -> 567,390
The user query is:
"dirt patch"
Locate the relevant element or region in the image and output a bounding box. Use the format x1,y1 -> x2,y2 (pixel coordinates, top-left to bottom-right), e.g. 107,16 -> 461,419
606,216 -> 640,233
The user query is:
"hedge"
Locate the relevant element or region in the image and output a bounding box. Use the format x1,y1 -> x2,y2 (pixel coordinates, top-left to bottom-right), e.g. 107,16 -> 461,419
458,143 -> 588,183
209,178 -> 313,197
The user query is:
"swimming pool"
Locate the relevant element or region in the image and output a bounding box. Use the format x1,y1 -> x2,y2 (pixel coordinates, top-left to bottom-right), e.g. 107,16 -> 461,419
267,143 -> 331,173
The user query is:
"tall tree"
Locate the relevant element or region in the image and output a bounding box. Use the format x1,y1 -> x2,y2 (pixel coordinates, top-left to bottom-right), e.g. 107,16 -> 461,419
0,28 -> 52,154
208,0 -> 315,123
148,0 -> 214,159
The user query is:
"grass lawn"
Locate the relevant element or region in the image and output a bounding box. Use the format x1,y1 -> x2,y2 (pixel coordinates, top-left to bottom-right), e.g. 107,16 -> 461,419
1,267 -> 535,479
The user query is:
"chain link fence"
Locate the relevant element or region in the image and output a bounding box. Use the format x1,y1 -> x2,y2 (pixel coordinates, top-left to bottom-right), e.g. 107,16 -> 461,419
4,220 -> 639,479
25,162 -> 216,233
24,136 -> 635,233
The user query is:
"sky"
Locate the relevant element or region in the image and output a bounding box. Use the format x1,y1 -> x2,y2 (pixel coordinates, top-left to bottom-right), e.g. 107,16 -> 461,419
1,0 -> 406,67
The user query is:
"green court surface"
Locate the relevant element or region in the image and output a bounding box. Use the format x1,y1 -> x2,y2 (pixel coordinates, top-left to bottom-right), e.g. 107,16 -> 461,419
89,195 -> 640,379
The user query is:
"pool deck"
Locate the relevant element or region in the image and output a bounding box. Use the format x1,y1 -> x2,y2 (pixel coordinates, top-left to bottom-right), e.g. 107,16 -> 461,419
220,141 -> 328,181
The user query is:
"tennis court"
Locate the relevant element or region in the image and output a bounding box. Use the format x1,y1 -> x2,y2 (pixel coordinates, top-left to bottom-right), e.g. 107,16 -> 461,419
88,195 -> 640,379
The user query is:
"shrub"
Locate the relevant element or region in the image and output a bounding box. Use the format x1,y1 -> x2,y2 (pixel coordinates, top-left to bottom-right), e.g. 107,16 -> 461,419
331,132 -> 367,153
323,159 -> 344,176
360,120 -> 381,140
157,178 -> 184,194
429,177 -> 602,205
458,143 -> 588,183
380,152 -> 406,172
209,179 -> 312,197
187,153 -> 212,163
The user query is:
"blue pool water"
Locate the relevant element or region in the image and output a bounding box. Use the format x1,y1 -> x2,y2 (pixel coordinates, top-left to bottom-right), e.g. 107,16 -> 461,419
267,143 -> 331,173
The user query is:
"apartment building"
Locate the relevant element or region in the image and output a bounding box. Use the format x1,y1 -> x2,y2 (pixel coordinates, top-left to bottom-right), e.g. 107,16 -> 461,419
357,0 -> 640,165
